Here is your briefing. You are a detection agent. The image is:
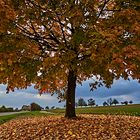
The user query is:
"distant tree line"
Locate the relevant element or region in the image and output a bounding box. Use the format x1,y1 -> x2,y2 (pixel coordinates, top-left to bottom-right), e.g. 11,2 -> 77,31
0,98 -> 134,113
0,105 -> 14,112
22,103 -> 56,111
74,98 -> 96,108
74,98 -> 133,108
0,103 -> 59,113
103,98 -> 133,106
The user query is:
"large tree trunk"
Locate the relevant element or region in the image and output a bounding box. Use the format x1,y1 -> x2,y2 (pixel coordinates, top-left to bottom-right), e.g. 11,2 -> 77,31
65,70 -> 77,118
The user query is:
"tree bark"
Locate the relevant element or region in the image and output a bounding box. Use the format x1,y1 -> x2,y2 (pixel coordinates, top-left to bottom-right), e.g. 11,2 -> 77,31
65,70 -> 77,118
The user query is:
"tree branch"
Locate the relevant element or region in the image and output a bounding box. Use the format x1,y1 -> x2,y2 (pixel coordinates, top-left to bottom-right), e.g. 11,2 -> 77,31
49,0 -> 68,47
95,0 -> 110,22
16,24 -> 58,52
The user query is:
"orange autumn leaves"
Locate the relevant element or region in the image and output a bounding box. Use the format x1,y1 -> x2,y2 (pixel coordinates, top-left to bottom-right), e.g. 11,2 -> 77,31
0,0 -> 16,33
0,115 -> 140,139
0,0 -> 140,95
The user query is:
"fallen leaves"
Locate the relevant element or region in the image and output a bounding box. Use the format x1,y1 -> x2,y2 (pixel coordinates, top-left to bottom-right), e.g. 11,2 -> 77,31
0,115 -> 140,140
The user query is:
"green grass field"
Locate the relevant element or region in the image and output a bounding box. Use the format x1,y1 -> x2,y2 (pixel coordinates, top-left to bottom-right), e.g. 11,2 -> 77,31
0,104 -> 139,125
49,104 -> 140,116
0,111 -> 52,125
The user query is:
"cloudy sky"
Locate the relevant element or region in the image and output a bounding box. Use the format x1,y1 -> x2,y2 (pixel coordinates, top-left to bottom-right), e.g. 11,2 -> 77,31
0,78 -> 140,109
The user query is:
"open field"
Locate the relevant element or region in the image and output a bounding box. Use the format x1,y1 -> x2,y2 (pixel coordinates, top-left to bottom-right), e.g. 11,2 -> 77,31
0,104 -> 139,125
0,111 -> 56,125
49,104 -> 140,116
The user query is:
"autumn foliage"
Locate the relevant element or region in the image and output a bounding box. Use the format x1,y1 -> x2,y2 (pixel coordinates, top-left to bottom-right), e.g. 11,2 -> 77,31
0,0 -> 140,117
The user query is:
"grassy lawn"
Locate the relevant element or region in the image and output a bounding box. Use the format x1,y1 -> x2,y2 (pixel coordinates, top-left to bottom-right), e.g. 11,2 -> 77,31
0,111 -> 51,125
49,104 -> 140,116
0,104 -> 139,125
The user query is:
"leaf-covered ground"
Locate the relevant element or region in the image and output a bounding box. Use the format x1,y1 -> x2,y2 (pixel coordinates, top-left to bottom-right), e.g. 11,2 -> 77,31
0,115 -> 140,140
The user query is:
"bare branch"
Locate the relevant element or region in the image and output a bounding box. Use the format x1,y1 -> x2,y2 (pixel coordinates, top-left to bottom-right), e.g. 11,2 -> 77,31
95,0 -> 110,22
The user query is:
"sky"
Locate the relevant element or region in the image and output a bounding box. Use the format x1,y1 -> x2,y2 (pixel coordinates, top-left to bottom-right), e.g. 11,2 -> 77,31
0,78 -> 140,109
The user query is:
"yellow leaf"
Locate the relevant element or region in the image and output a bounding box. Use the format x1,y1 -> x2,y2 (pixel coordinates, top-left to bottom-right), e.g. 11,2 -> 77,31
8,59 -> 12,65
68,130 -> 73,135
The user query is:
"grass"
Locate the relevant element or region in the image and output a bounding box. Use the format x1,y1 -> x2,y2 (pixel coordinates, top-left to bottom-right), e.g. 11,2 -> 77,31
76,104 -> 140,116
0,111 -> 51,125
0,104 -> 140,125
49,104 -> 140,116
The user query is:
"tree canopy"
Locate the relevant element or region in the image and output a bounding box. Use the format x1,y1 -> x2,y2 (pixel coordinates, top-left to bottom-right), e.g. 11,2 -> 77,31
0,0 -> 140,117
78,98 -> 87,107
88,98 -> 95,106
112,98 -> 119,105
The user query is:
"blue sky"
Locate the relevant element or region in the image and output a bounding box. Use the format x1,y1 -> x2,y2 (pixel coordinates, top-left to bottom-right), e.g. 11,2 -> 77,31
0,78 -> 140,109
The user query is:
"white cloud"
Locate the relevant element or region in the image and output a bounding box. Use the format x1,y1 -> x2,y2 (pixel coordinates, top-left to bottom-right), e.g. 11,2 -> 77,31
36,94 -> 55,100
0,85 -> 63,108
0,78 -> 140,108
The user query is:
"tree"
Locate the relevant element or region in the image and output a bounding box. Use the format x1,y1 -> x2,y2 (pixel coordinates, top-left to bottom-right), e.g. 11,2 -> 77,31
123,101 -> 128,105
103,101 -> 108,106
0,106 -> 14,112
112,99 -> 119,105
45,106 -> 49,110
30,102 -> 41,111
78,98 -> 87,107
0,105 -> 7,112
51,106 -> 55,109
0,0 -> 140,118
129,100 -> 133,104
88,98 -> 95,107
1,105 -> 6,110
107,98 -> 113,106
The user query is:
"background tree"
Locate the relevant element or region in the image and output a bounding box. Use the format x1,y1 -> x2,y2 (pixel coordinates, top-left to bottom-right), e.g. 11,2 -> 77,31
112,99 -> 119,105
0,0 -> 140,118
103,101 -> 108,106
0,105 -> 6,112
51,106 -> 55,109
30,102 -> 42,111
45,106 -> 49,110
78,98 -> 87,107
107,98 -> 113,106
129,100 -> 133,104
0,105 -> 14,112
123,101 -> 128,105
88,98 -> 95,107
